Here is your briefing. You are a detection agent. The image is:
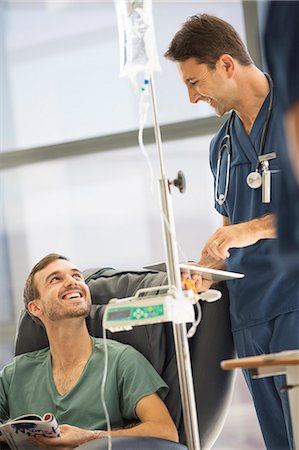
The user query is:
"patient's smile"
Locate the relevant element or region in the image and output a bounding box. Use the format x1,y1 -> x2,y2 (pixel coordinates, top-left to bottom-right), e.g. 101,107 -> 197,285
61,291 -> 82,301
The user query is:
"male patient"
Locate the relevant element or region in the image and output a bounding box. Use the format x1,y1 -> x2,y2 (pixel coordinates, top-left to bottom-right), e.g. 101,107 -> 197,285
0,253 -> 178,448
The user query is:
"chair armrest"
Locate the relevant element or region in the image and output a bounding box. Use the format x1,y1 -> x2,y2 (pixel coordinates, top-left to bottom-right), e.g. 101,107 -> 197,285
76,436 -> 187,450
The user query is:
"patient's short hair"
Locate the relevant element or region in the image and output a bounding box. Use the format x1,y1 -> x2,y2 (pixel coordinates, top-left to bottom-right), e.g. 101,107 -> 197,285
23,253 -> 69,326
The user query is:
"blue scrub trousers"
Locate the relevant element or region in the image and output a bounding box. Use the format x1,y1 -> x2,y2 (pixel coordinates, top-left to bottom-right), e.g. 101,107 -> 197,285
233,311 -> 299,449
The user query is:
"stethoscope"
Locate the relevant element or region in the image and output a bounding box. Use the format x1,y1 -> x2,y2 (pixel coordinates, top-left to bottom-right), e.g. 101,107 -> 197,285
215,73 -> 275,206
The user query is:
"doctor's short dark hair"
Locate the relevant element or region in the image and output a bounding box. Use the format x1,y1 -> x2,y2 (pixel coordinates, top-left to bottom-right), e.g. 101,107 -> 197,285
23,253 -> 69,327
164,13 -> 253,69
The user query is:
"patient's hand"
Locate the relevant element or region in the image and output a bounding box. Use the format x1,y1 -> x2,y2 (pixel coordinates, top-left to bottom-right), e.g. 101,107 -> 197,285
31,424 -> 102,449
181,267 -> 212,294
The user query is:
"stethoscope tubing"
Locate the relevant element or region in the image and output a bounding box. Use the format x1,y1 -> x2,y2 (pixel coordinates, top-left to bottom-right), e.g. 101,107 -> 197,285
215,132 -> 232,206
215,73 -> 274,206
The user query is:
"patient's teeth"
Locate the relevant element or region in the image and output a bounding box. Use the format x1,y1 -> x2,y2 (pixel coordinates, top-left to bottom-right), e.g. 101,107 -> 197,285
63,292 -> 81,300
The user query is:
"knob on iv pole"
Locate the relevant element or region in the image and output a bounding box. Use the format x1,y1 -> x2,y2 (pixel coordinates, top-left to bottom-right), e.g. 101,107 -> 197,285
170,170 -> 186,193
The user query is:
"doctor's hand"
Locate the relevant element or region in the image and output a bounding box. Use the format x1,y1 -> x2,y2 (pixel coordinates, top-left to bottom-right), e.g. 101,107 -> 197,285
201,216 -> 276,261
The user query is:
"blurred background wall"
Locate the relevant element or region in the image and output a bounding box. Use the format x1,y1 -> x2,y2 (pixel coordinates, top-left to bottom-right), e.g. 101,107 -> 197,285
0,1 -> 267,448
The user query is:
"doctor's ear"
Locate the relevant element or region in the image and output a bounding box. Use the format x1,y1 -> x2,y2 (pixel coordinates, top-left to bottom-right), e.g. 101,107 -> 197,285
218,54 -> 235,76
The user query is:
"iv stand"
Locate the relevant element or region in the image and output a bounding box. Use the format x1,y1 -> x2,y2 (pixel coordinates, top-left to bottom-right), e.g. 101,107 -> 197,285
149,75 -> 201,450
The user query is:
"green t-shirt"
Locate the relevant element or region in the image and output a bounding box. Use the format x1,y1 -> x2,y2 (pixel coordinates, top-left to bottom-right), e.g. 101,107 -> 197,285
0,337 -> 168,430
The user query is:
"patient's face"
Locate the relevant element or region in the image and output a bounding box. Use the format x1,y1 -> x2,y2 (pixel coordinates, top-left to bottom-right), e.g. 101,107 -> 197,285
33,259 -> 92,322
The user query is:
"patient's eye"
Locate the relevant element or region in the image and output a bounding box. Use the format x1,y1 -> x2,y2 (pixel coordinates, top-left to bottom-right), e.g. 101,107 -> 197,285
50,276 -> 60,283
73,273 -> 83,280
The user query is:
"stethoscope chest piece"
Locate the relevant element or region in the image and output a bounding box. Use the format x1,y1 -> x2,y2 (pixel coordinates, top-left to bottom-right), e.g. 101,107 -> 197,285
246,171 -> 262,189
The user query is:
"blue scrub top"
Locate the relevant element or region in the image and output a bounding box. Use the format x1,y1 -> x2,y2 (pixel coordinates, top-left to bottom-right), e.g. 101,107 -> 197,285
210,92 -> 299,332
264,1 -> 299,274
264,1 -> 299,115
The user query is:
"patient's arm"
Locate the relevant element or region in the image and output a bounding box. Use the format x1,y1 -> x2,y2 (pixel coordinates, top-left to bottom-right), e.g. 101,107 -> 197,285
31,393 -> 178,449
109,393 -> 178,441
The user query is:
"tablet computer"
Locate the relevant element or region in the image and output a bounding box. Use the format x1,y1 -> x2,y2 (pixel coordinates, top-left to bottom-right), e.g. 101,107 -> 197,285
143,262 -> 245,283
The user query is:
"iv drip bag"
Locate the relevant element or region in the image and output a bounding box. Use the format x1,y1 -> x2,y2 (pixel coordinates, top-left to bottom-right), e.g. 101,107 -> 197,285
115,0 -> 161,78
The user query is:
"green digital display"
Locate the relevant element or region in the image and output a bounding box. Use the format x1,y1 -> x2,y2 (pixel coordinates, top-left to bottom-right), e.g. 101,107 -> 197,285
107,304 -> 165,322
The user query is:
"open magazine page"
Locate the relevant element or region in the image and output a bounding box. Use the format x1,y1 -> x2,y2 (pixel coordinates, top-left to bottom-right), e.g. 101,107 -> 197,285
0,413 -> 60,450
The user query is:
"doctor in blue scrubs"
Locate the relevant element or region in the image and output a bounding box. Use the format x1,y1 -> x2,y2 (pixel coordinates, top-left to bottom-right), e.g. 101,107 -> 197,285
165,13 -> 299,449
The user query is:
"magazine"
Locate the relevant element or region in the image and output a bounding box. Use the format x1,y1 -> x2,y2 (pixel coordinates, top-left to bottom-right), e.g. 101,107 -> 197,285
0,412 -> 60,449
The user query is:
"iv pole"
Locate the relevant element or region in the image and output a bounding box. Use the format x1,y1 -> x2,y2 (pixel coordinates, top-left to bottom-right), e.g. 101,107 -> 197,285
150,74 -> 201,450
115,1 -> 200,445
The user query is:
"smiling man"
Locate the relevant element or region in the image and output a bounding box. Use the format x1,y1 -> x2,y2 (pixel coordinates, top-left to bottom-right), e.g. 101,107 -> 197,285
0,253 -> 178,449
165,13 -> 299,450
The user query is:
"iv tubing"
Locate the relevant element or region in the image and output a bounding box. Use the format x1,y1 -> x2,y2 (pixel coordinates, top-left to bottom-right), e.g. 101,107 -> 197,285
149,75 -> 166,179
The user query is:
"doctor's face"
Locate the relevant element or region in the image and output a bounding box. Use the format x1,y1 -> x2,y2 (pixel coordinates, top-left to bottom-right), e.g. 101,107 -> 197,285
31,259 -> 92,323
177,57 -> 232,117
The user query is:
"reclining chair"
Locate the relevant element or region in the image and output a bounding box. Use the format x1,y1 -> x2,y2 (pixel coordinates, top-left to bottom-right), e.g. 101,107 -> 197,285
15,268 -> 235,450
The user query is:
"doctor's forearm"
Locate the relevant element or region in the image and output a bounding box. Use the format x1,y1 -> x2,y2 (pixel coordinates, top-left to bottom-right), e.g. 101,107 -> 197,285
201,214 -> 276,261
249,214 -> 276,240
198,254 -> 226,270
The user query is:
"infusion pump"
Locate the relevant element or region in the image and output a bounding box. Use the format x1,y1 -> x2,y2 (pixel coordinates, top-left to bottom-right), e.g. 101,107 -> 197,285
102,286 -> 195,332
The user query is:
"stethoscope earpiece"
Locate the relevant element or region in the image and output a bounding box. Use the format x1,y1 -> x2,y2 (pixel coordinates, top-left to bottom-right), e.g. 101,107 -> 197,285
218,194 -> 225,205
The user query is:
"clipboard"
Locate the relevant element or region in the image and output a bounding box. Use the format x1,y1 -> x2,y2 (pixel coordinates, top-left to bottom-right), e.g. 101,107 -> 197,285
143,261 -> 245,283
